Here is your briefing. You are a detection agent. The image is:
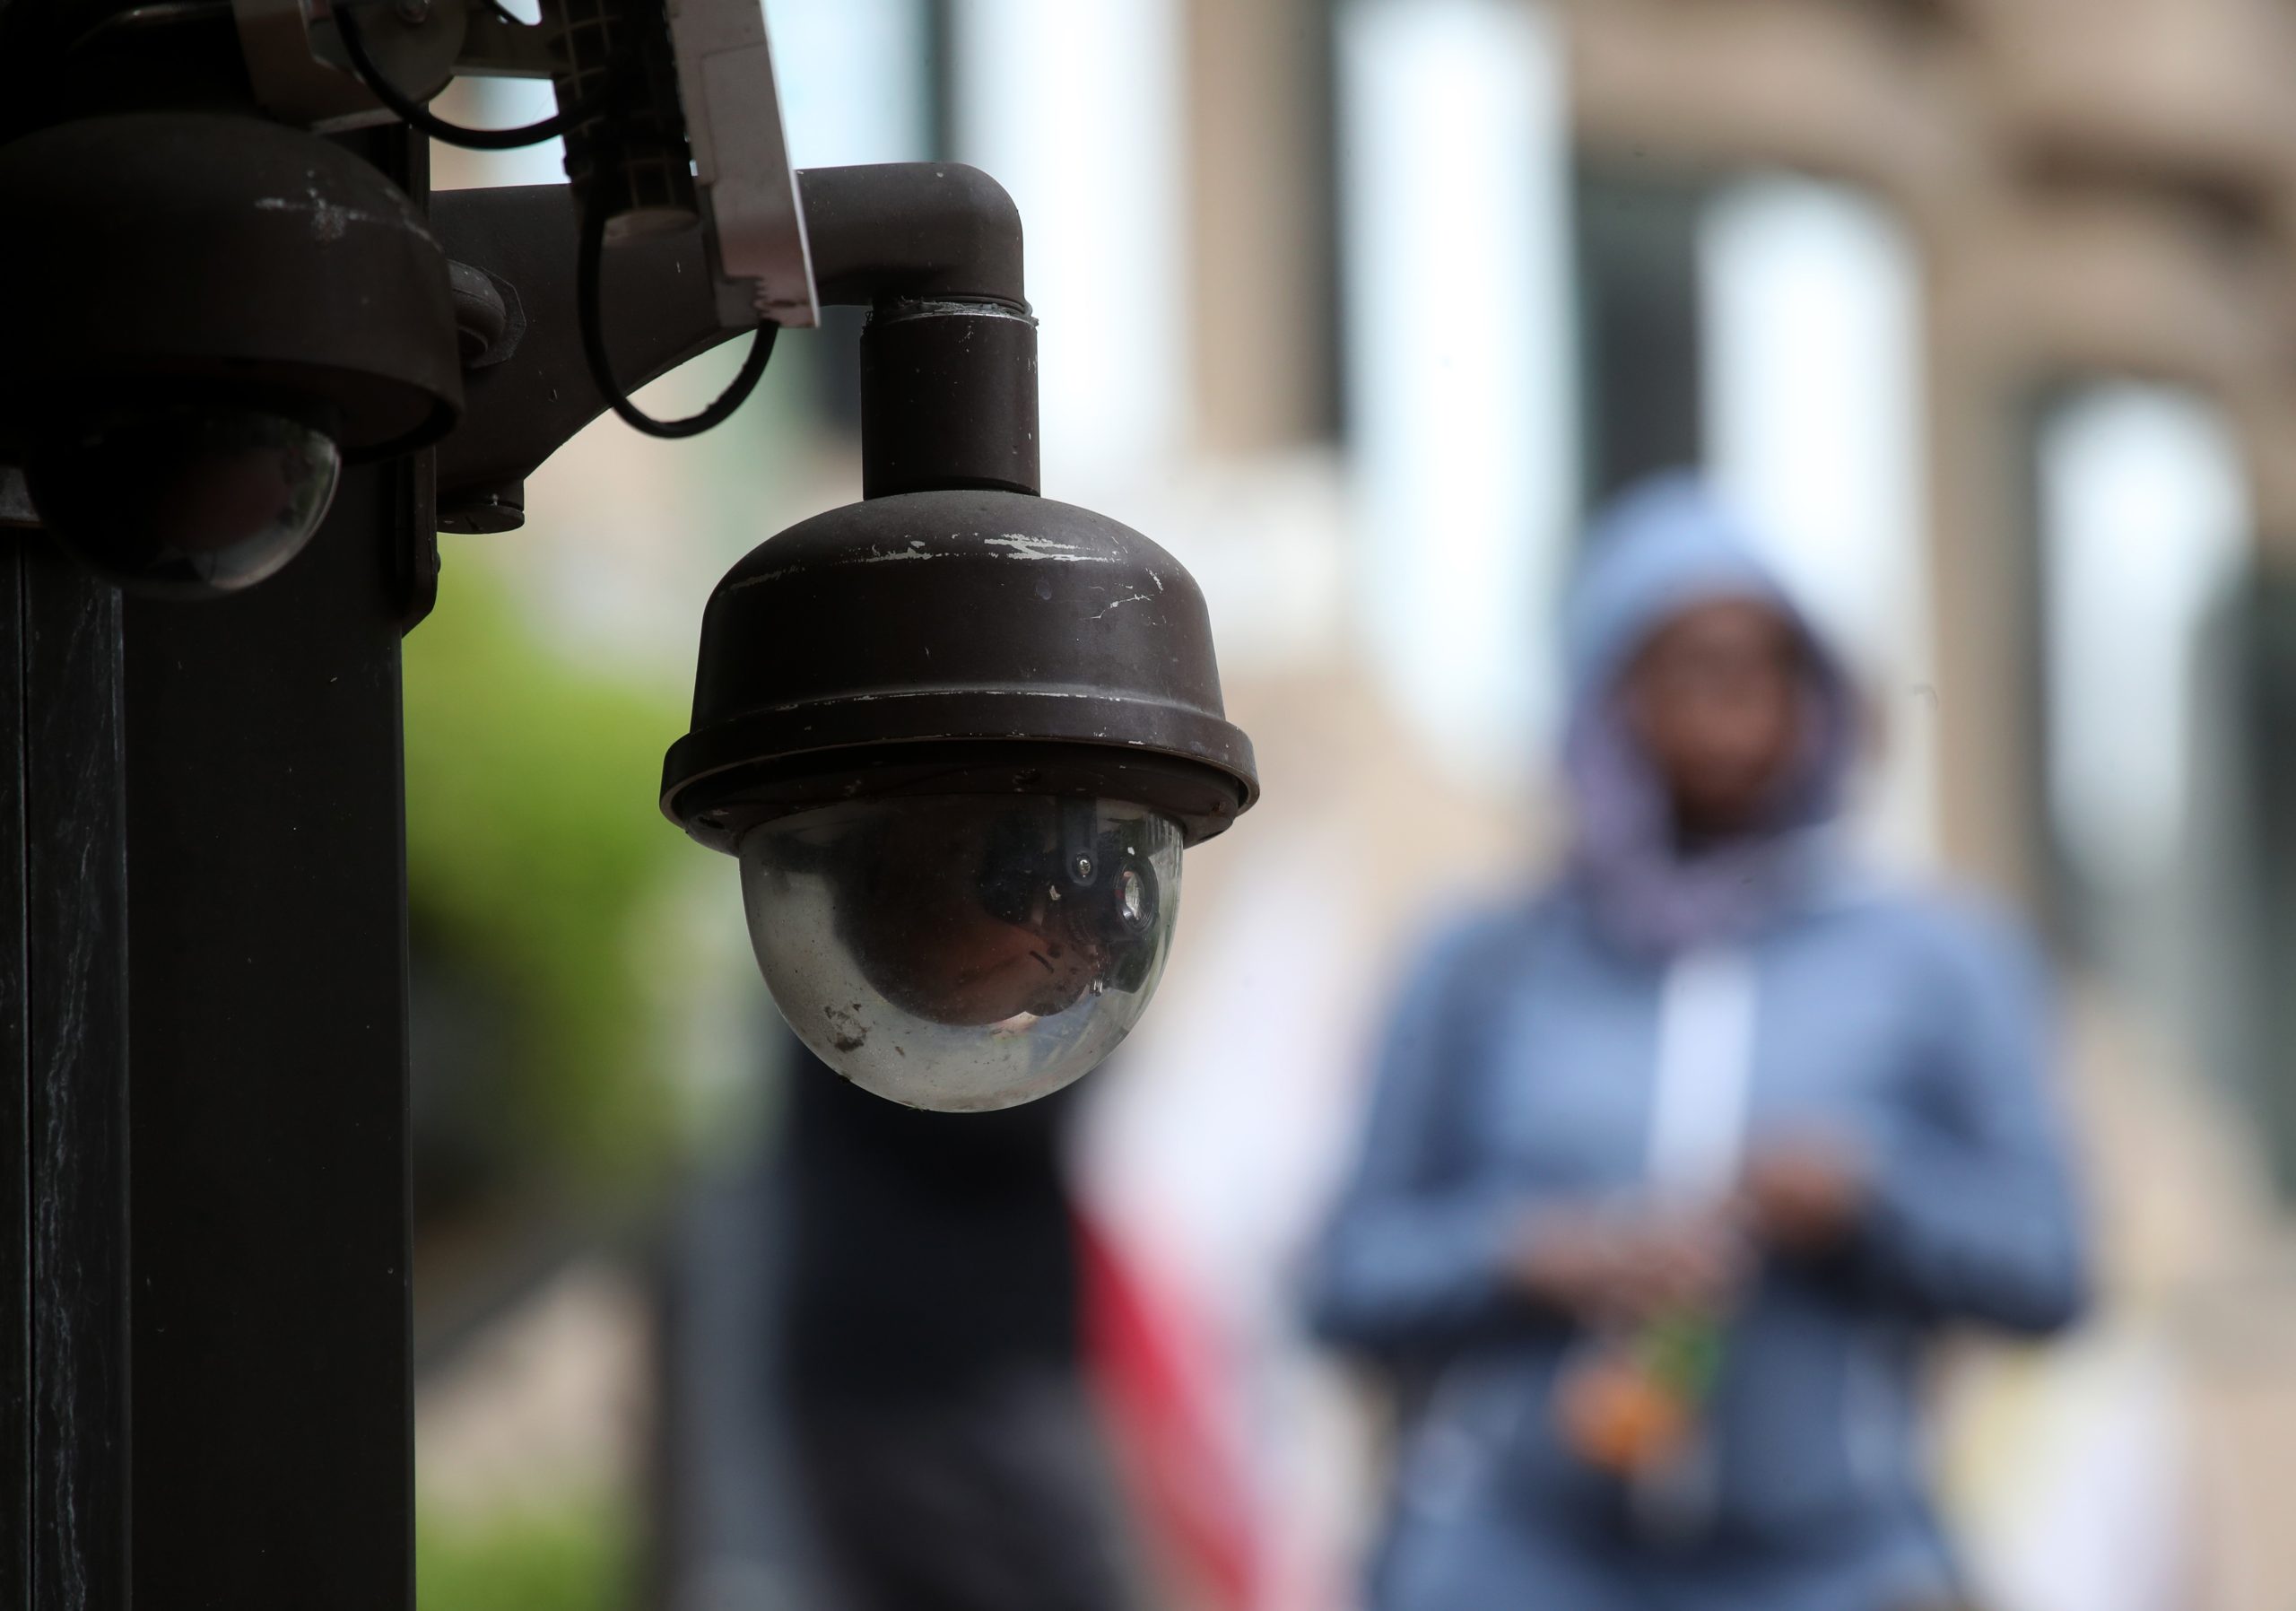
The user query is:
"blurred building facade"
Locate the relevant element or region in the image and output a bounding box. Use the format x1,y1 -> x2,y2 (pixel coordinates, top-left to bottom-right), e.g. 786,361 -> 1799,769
1152,4 -> 2296,1609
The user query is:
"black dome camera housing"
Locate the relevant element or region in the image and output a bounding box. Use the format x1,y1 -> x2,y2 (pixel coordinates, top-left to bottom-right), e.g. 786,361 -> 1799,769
665,487 -> 1256,1112
661,165 -> 1258,1110
0,113 -> 462,597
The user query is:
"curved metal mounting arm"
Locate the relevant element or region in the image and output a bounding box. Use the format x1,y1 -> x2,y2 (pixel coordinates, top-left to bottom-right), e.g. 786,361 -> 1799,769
804,164 -> 1037,499
798,162 -> 1025,310
431,161 -> 1032,528
430,183 -> 726,527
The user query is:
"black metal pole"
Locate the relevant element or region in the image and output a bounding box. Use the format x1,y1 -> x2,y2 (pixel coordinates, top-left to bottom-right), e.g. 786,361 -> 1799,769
0,123 -> 428,1611
0,536 -> 19,1611
120,450 -> 422,1605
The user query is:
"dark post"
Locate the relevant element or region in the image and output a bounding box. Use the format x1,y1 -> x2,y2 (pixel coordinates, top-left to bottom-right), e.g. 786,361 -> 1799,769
121,448 -> 422,1605
0,125 -> 426,1611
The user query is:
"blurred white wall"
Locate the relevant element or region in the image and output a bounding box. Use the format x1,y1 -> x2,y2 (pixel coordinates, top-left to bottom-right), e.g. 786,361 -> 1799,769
2039,384 -> 2247,901
1699,174 -> 1935,865
766,0 -> 931,168
948,0 -> 1191,488
1338,0 -> 1578,789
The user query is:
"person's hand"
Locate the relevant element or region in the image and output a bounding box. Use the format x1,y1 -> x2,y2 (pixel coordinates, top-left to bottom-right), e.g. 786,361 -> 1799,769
1740,1137 -> 1870,1257
1505,1205 -> 1744,1326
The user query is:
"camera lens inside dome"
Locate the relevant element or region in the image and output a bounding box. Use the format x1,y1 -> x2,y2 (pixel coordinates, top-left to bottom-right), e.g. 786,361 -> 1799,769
738,796 -> 1184,1111
25,403 -> 343,598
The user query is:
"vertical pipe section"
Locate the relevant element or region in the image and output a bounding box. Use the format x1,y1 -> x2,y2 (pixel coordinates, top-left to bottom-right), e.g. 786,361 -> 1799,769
859,300 -> 1039,498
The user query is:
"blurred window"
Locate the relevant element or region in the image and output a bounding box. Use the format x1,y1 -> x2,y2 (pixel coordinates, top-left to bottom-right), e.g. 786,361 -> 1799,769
2037,385 -> 2245,922
2032,383 -> 2252,1143
770,0 -> 935,433
1700,175 -> 1933,863
1576,164 -> 1704,505
946,0 -> 1189,484
1337,0 -> 1579,779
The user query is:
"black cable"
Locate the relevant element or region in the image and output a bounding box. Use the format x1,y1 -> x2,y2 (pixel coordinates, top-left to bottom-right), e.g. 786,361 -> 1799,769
334,2 -> 614,151
342,0 -> 775,439
576,194 -> 778,439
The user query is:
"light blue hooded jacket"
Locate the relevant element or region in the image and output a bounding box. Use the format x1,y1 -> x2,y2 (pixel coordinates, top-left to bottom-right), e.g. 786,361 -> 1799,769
1307,476 -> 2088,1611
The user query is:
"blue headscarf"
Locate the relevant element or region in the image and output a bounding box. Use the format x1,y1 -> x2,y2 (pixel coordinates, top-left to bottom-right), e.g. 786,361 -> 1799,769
1560,473 -> 1859,954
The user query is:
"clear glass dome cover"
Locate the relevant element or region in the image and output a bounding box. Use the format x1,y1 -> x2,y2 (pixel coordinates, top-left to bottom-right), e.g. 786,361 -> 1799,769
26,404 -> 343,597
739,795 -> 1184,1111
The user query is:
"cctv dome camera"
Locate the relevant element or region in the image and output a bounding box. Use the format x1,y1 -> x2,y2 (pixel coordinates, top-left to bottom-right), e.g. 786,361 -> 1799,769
23,402 -> 344,598
657,169 -> 1257,1108
662,489 -> 1257,1111
0,114 -> 461,599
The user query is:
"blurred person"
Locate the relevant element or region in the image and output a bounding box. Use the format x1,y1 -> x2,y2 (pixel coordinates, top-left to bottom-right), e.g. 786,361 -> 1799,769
772,1032 -> 1142,1611
1307,475 -> 2087,1611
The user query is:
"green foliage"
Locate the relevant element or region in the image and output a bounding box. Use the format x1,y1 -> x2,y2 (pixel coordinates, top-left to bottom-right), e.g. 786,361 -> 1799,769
403,565 -> 688,1178
417,1496 -> 633,1611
